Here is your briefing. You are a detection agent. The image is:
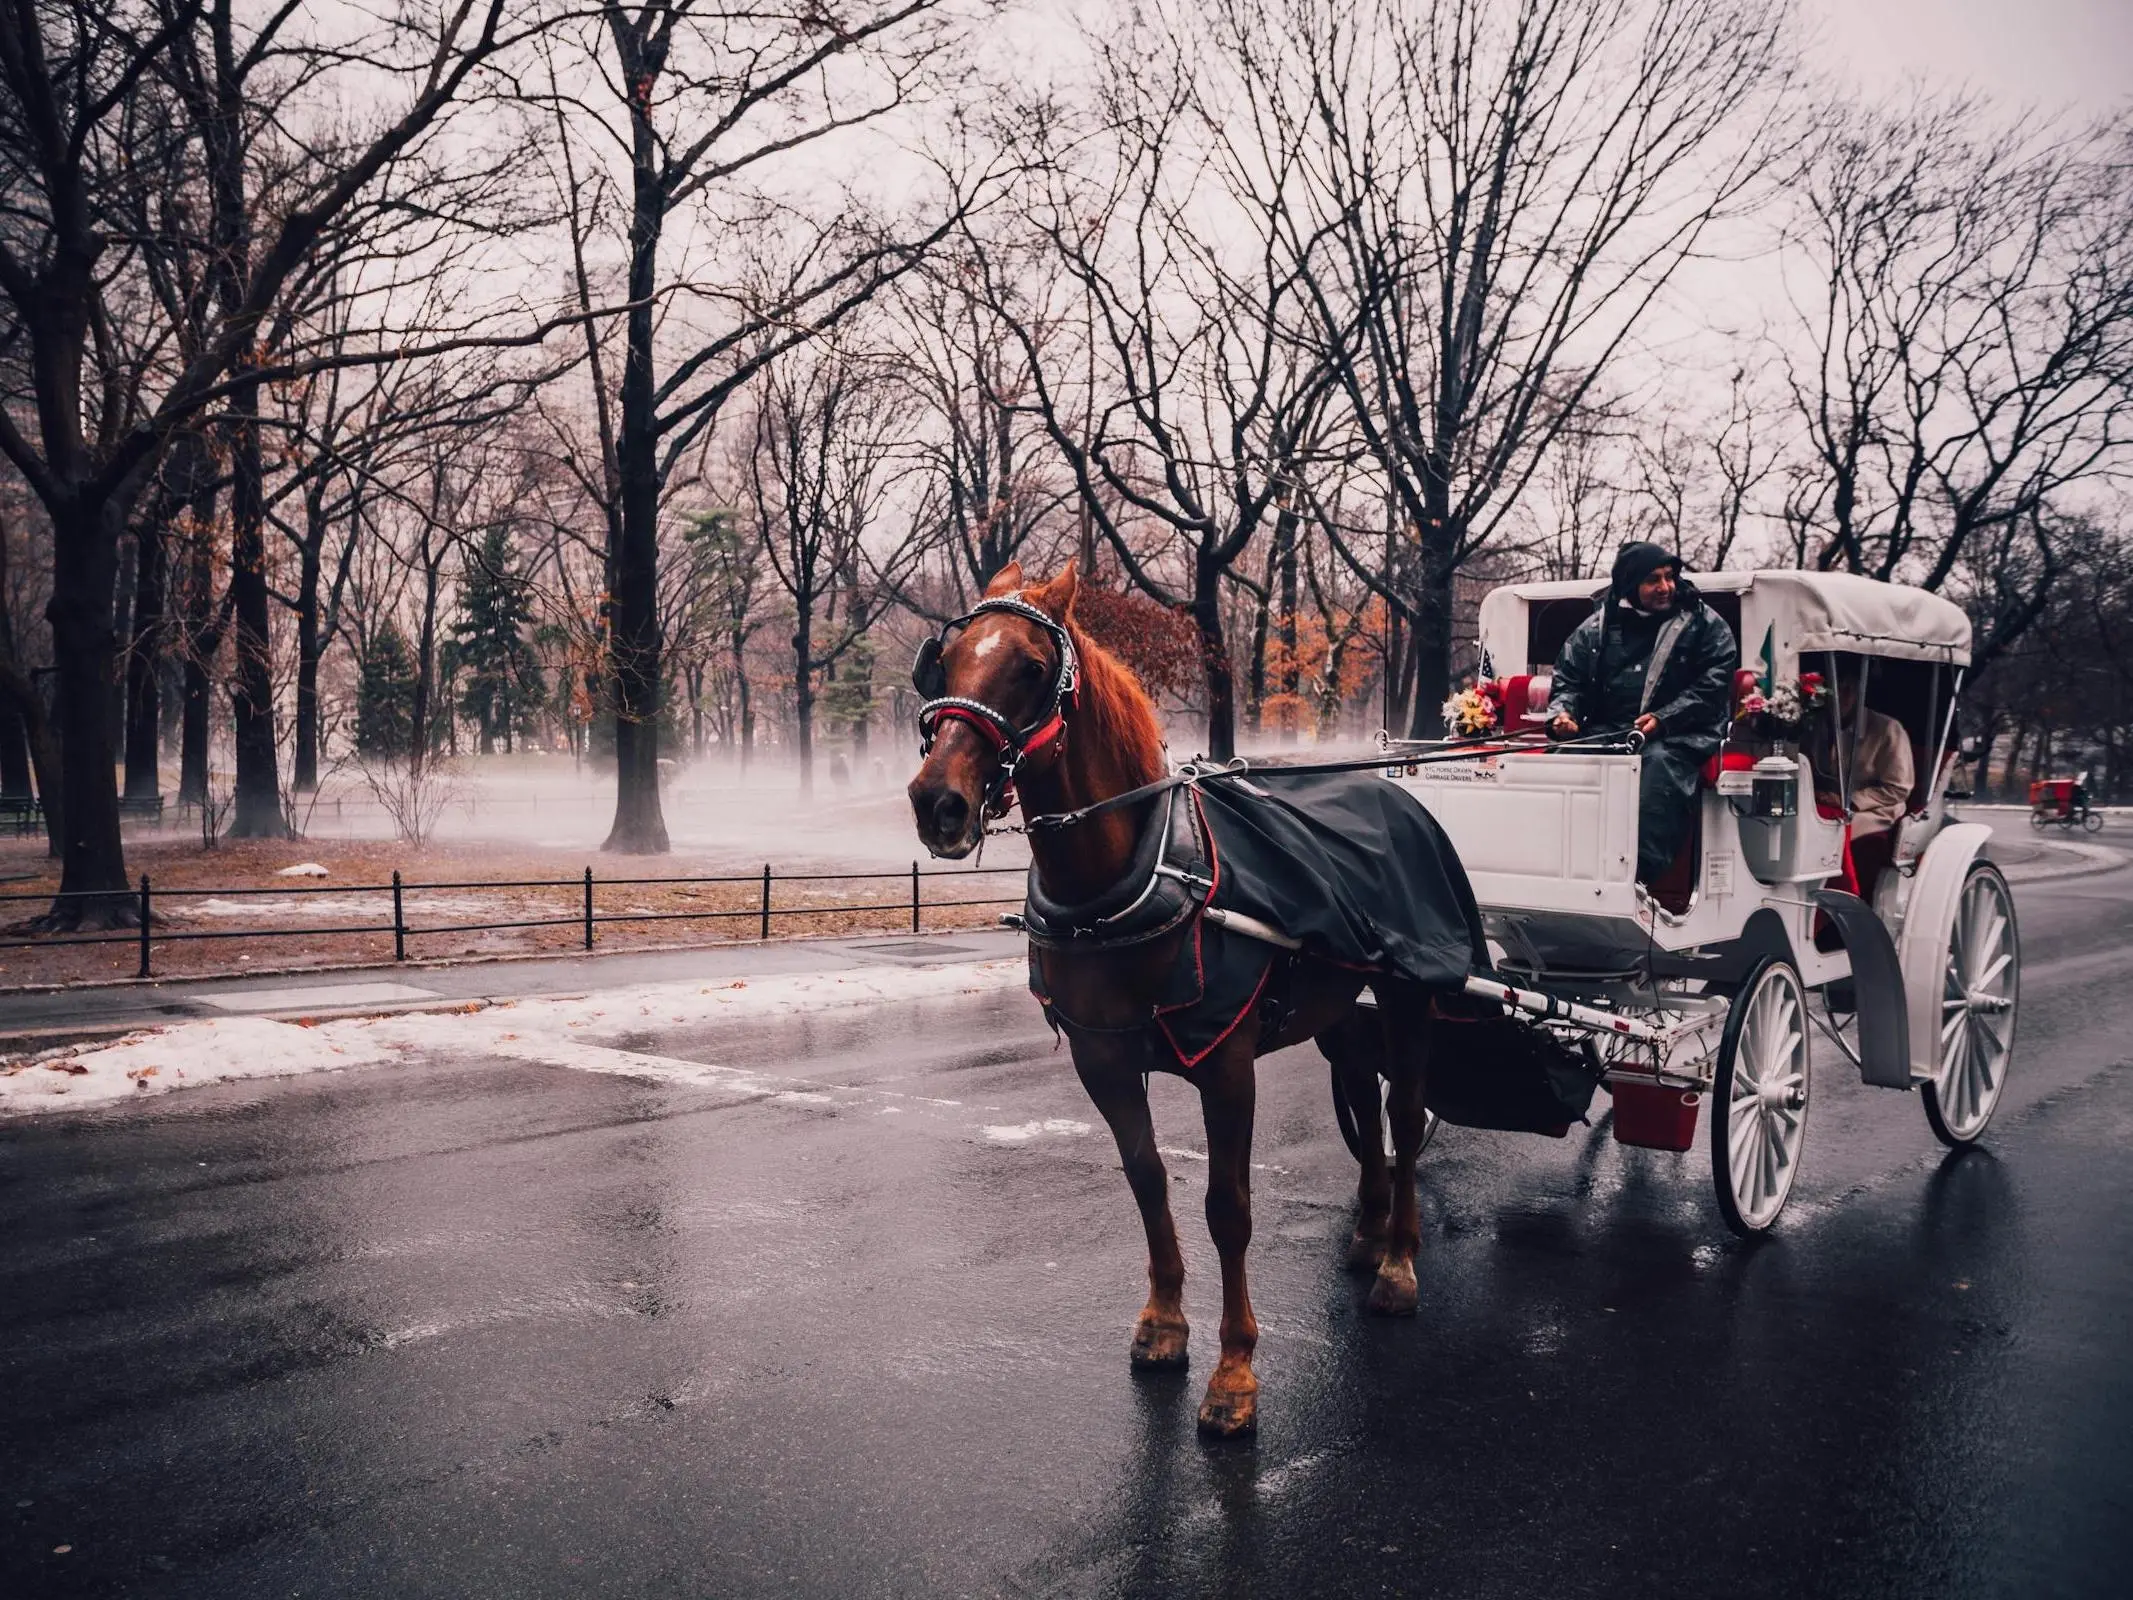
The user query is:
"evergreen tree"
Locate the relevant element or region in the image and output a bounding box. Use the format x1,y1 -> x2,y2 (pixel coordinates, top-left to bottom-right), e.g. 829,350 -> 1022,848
356,624 -> 418,760
818,633 -> 878,749
452,528 -> 546,754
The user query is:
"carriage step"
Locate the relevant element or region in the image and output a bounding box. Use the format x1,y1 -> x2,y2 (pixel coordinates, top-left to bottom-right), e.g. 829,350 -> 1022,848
1611,1081 -> 1701,1151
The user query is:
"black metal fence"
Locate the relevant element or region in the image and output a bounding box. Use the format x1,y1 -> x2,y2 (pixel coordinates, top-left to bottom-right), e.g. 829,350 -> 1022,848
0,863 -> 1027,979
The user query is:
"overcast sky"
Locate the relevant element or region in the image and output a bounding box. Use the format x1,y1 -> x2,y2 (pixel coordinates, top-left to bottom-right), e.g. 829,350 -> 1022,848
1800,0 -> 2132,112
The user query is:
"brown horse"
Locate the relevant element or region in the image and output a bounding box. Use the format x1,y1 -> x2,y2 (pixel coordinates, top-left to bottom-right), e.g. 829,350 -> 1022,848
907,560 -> 1436,1437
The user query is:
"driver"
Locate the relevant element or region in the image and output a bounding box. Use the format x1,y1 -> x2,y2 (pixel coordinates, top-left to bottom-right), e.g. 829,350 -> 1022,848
1547,542 -> 1737,884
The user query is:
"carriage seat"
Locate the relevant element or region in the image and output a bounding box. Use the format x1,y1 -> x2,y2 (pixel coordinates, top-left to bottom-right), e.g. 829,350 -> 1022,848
1498,674 -> 1552,733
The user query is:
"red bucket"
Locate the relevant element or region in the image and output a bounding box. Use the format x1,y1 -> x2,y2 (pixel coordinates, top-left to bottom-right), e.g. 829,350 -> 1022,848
1611,1082 -> 1701,1152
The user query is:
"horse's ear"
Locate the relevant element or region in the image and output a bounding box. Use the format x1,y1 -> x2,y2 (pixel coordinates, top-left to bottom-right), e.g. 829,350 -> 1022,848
982,561 -> 1024,598
1031,559 -> 1079,622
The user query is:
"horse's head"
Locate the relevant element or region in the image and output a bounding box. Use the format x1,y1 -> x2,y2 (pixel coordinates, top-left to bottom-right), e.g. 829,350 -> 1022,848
907,561 -> 1080,859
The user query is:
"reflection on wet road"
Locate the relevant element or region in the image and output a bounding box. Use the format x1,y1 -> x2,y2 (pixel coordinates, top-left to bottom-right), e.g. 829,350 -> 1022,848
3,867 -> 2131,1597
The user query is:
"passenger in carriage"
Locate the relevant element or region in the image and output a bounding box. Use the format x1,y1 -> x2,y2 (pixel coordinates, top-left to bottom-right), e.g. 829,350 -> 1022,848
1811,662 -> 1915,900
1546,541 -> 1738,884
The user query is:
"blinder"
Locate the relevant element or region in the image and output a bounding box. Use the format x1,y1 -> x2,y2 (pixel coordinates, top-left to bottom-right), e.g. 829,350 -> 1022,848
911,634 -> 946,700
912,595 -> 1081,817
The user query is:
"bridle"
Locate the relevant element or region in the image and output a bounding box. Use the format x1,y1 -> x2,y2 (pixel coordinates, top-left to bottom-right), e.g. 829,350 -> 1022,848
913,595 -> 1080,820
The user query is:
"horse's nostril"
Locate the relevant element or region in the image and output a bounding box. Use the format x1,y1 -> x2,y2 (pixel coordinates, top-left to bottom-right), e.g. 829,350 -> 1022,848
932,791 -> 970,839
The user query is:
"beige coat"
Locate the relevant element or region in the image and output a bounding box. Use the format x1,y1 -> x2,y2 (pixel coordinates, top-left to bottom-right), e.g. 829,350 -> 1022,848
1819,705 -> 1915,837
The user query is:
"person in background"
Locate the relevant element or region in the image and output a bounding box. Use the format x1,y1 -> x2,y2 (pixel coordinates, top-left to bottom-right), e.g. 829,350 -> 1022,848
1813,662 -> 1915,899
1548,542 -> 1737,884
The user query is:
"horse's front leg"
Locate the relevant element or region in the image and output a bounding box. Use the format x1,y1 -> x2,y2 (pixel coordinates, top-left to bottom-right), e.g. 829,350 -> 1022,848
1074,1054 -> 1189,1370
1195,1039 -> 1260,1437
1368,1022 -> 1430,1317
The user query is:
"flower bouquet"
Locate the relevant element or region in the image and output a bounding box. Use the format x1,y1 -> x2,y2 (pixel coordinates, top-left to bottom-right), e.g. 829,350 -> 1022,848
1733,670 -> 1831,743
1442,681 -> 1503,739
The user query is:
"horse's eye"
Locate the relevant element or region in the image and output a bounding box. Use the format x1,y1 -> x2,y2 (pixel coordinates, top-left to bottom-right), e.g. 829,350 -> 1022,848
1021,657 -> 1047,682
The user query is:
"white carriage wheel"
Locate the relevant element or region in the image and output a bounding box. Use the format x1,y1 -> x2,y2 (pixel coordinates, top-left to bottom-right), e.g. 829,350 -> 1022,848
1923,863 -> 2019,1148
1710,959 -> 1811,1236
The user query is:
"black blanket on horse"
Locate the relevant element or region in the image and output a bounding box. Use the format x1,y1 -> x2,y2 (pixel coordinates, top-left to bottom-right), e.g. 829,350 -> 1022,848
1025,769 -> 1487,1069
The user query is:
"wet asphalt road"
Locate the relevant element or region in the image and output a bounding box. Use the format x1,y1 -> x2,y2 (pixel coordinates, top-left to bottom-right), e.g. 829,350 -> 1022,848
4,863 -> 2132,1597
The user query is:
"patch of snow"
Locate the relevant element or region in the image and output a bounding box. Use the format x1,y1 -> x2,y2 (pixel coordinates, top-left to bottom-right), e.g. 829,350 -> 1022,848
275,862 -> 330,878
1,959 -> 1027,1117
0,1017 -> 397,1112
175,893 -> 495,920
981,1118 -> 1092,1143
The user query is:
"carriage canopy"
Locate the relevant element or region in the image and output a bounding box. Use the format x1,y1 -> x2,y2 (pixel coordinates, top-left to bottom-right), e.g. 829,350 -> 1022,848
1756,571 -> 1971,665
1478,568 -> 1973,677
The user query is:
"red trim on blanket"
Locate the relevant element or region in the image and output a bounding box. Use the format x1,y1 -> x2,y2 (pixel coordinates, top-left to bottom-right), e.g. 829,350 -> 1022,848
1158,959 -> 1274,1070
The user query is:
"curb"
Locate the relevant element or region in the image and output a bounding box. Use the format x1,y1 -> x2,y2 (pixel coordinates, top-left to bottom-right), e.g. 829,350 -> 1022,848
0,920 -> 1012,1002
1993,839 -> 2131,886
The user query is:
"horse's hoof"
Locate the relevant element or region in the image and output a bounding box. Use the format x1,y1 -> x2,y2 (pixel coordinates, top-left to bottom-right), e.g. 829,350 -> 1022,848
1130,1316 -> 1190,1370
1344,1231 -> 1387,1274
1367,1260 -> 1419,1317
1196,1384 -> 1258,1438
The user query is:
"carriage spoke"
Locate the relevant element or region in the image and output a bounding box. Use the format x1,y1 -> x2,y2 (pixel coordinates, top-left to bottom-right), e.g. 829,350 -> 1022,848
1972,949 -> 2012,992
1730,1113 -> 1759,1190
1971,908 -> 2008,970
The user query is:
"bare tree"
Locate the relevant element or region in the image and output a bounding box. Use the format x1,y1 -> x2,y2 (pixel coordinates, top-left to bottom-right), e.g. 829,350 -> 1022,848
887,250 -> 1076,612
527,0 -> 973,851
0,0 -> 520,925
969,20 -> 1340,759
748,335 -> 920,794
1780,94 -> 2133,666
1216,0 -> 1793,724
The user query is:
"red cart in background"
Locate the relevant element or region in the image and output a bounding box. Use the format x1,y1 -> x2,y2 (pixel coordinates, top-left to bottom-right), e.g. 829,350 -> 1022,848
2030,777 -> 2103,832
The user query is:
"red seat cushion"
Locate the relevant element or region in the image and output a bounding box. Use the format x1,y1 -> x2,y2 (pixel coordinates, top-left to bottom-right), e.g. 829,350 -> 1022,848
1498,674 -> 1551,733
1701,749 -> 1756,787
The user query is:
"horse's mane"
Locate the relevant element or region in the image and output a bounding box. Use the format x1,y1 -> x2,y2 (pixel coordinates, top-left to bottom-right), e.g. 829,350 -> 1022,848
1042,597 -> 1166,781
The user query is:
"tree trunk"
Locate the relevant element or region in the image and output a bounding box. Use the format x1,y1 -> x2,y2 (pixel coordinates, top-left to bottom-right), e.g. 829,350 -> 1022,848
226,373 -> 289,837
173,507 -> 213,802
736,631 -> 755,772
1406,518 -> 1459,738
293,533 -> 323,791
412,552 -> 441,763
124,513 -> 166,800
0,669 -> 63,861
0,711 -> 30,802
602,132 -> 671,853
1194,557 -> 1236,762
794,614 -> 816,798
44,498 -> 132,925
1275,507 -> 1300,735
1245,536 -> 1274,733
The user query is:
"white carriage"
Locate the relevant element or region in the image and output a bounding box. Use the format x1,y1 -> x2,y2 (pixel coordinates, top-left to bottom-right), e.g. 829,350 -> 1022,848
1353,570 -> 2015,1236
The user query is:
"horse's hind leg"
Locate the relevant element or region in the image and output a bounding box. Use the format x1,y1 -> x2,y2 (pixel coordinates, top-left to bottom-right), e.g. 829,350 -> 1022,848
1320,1012 -> 1391,1272
1195,1038 -> 1261,1437
1368,994 -> 1431,1318
1074,1056 -> 1189,1370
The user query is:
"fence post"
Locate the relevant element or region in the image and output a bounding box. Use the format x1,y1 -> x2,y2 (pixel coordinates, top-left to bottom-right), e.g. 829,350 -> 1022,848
760,863 -> 771,940
583,866 -> 594,950
137,876 -> 151,979
392,870 -> 405,961
912,861 -> 920,934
